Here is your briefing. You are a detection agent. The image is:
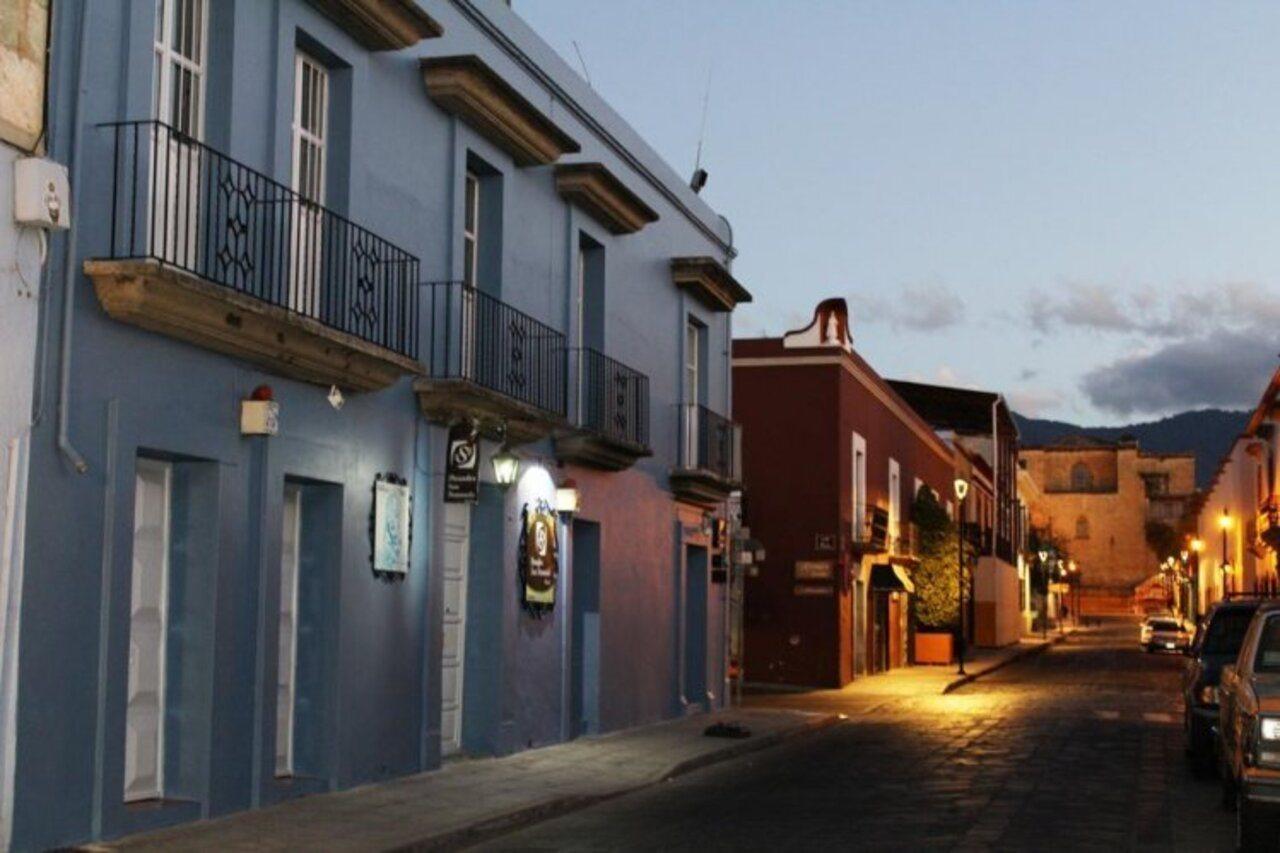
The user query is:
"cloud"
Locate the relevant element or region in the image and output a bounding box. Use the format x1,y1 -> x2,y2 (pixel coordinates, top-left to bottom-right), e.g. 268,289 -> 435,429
1030,284 -> 1137,334
1018,368 -> 1039,381
1007,387 -> 1064,418
850,282 -> 965,332
1081,327 -> 1277,416
1030,280 -> 1280,338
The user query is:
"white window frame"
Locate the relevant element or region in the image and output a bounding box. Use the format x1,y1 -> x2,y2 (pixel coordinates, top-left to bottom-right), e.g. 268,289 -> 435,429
851,432 -> 867,542
153,0 -> 207,137
463,172 -> 479,289
684,320 -> 702,467
888,459 -> 901,546
291,52 -> 329,205
289,51 -> 330,316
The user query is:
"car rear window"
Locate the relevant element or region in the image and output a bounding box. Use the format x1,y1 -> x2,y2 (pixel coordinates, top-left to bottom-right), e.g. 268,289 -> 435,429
1257,615 -> 1280,672
1202,609 -> 1257,655
1151,619 -> 1181,631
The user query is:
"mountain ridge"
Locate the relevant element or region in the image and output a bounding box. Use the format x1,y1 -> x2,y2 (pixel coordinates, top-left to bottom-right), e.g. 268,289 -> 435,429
1012,408 -> 1249,490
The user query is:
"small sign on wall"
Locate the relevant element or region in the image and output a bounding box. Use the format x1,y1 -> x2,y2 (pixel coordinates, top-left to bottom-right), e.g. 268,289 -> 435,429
520,500 -> 559,616
814,533 -> 837,552
372,476 -> 411,575
794,584 -> 834,597
795,560 -> 835,581
444,421 -> 479,503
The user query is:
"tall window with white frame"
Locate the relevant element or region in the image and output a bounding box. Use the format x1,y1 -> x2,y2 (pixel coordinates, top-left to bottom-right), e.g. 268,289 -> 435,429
125,458 -> 173,802
851,432 -> 867,542
463,172 -> 479,289
888,459 -> 901,551
152,0 -> 207,267
290,51 -> 329,318
684,319 -> 705,468
459,171 -> 480,377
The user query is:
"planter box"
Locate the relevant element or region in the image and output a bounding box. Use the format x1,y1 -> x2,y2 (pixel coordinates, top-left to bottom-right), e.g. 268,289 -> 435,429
914,631 -> 955,665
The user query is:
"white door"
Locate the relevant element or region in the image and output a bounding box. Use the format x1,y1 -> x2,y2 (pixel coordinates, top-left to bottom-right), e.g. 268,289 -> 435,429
125,459 -> 172,802
275,485 -> 302,777
440,503 -> 470,755
152,0 -> 206,266
290,52 -> 329,318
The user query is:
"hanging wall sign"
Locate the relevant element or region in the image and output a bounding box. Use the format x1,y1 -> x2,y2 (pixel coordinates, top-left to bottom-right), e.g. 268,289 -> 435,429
520,499 -> 559,616
372,474 -> 411,576
444,421 -> 480,504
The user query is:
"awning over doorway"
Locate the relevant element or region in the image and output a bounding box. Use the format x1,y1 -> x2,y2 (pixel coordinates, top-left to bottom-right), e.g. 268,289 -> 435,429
870,563 -> 915,594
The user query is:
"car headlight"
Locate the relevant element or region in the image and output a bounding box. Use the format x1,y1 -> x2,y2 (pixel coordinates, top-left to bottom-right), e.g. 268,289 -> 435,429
1254,717 -> 1280,769
1198,685 -> 1220,706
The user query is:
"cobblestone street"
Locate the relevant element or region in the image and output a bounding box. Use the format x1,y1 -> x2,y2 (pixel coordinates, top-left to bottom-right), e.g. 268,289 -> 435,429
473,619 -> 1234,851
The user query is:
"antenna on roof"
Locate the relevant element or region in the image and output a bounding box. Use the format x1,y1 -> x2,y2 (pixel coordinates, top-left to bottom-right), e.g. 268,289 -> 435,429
690,64 -> 713,194
571,40 -> 592,88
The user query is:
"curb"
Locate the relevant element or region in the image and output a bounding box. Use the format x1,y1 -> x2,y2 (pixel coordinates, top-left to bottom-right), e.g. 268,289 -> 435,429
401,713 -> 842,852
941,630 -> 1073,695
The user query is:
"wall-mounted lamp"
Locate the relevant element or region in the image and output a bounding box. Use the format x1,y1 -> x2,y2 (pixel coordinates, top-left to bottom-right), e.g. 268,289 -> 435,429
953,478 -> 970,502
491,444 -> 520,490
555,478 -> 581,517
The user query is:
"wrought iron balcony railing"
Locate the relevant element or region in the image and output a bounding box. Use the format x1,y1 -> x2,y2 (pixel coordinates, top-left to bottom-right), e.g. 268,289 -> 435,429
422,281 -> 567,417
678,403 -> 739,482
99,120 -> 420,358
576,347 -> 649,451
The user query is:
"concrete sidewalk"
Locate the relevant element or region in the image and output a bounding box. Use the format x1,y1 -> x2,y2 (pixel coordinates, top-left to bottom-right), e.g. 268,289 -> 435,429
85,708 -> 838,852
747,627 -> 1080,713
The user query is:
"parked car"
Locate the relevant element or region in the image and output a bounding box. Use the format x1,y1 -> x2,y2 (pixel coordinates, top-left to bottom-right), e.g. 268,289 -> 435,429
1141,615 -> 1191,652
1216,602 -> 1280,849
1183,600 -> 1263,774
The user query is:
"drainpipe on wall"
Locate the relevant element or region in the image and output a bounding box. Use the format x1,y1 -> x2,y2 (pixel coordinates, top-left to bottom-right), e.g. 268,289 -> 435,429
55,0 -> 90,474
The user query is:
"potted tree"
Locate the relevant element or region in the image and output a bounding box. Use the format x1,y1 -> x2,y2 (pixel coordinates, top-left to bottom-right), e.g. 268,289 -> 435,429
911,487 -> 964,665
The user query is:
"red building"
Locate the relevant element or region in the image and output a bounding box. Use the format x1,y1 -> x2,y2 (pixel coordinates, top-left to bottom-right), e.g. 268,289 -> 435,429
733,300 -> 957,688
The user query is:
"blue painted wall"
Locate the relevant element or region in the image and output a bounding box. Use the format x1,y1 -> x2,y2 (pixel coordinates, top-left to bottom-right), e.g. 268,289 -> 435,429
14,1 -> 739,849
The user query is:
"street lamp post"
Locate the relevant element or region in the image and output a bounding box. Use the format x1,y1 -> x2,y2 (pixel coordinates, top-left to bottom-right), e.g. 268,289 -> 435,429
1190,538 -> 1204,620
1057,560 -> 1066,637
1068,560 -> 1079,627
1038,550 -> 1049,641
1219,509 -> 1234,597
954,478 -> 970,676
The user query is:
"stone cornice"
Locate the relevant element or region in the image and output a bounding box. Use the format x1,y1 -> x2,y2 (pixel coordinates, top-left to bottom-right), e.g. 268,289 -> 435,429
554,163 -> 658,234
421,55 -> 580,167
309,0 -> 442,50
670,256 -> 752,312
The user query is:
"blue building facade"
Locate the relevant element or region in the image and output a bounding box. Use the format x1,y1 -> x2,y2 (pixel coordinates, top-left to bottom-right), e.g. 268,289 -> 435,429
12,1 -> 748,848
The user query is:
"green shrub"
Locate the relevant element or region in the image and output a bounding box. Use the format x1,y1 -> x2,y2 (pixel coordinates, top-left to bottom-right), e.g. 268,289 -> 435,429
911,487 -> 968,630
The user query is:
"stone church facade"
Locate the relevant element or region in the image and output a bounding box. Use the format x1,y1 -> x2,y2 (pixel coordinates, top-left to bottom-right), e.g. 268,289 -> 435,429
1019,438 -> 1196,611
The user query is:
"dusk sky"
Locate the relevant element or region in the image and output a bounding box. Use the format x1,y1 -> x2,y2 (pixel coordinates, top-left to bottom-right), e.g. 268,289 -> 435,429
520,1 -> 1280,425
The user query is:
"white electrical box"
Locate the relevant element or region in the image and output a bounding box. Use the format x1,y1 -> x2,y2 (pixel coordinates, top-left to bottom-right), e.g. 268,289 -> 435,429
14,157 -> 71,230
240,400 -> 280,436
